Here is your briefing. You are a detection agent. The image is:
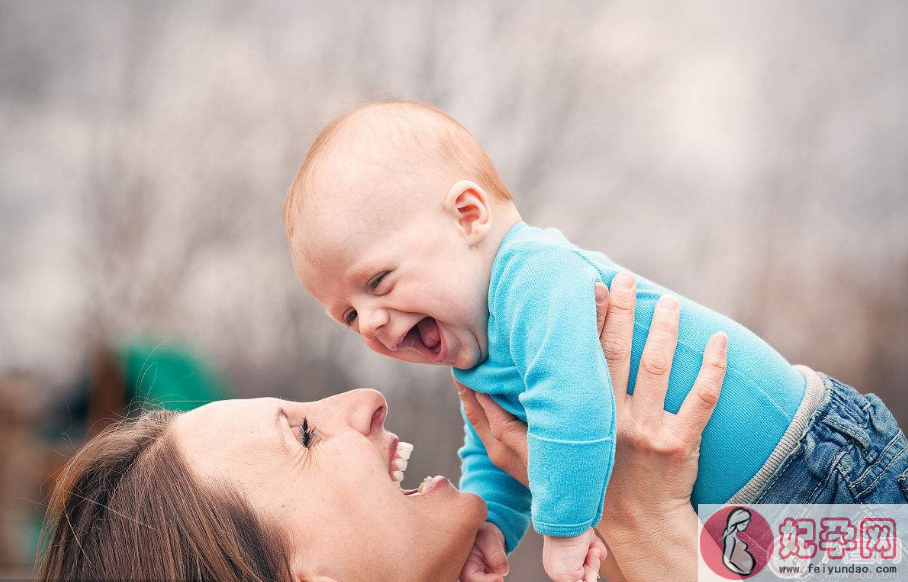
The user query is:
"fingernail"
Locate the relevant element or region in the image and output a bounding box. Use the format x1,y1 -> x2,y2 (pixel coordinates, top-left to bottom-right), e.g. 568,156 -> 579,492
657,295 -> 679,311
712,331 -> 728,350
595,285 -> 607,305
612,272 -> 635,291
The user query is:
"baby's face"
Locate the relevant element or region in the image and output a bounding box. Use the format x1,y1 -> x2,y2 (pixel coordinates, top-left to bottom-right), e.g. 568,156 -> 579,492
289,166 -> 492,369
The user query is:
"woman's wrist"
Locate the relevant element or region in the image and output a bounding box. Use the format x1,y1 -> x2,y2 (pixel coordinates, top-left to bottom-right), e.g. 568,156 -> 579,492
598,504 -> 701,582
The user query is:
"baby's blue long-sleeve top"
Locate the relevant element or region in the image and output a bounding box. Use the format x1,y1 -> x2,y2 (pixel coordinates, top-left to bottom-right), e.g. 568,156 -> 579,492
453,222 -> 806,553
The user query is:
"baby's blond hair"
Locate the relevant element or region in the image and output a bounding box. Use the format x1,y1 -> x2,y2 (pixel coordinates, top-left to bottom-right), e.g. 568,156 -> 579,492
283,99 -> 511,239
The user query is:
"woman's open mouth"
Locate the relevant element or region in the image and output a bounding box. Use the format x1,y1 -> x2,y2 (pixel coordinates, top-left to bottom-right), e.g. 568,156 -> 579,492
404,476 -> 450,496
398,316 -> 447,364
389,440 -> 450,496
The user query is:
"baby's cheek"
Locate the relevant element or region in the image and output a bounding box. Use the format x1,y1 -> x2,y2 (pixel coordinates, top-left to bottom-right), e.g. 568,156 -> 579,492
363,336 -> 392,357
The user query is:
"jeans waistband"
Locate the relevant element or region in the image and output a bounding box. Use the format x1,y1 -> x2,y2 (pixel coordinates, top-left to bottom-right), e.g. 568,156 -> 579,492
726,364 -> 826,504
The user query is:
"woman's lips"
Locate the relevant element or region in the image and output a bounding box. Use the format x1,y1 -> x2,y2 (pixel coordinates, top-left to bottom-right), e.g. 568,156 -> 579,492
403,475 -> 451,497
388,437 -> 399,478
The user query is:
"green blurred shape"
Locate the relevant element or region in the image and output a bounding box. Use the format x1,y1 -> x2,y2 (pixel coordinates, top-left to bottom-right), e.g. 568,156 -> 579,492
119,339 -> 231,411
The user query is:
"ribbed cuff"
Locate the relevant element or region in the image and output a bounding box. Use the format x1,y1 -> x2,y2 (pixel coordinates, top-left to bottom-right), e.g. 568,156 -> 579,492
527,434 -> 614,538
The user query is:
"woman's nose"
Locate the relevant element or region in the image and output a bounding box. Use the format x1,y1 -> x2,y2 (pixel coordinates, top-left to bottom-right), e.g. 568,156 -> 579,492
343,388 -> 388,437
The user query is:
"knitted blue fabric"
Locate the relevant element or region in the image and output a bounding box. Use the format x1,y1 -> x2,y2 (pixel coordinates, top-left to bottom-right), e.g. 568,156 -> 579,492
454,222 -> 806,553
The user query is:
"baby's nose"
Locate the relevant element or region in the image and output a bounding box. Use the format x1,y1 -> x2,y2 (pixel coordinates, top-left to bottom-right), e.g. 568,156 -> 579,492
358,307 -> 390,341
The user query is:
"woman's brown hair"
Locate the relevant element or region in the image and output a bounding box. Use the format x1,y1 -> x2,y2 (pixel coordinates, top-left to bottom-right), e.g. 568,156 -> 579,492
37,409 -> 292,581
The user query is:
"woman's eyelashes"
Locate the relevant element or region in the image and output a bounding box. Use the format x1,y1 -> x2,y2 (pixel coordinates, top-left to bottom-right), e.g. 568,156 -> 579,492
299,417 -> 318,448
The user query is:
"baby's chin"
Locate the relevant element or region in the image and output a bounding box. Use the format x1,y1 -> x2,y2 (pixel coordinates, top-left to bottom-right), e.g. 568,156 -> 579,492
450,343 -> 486,370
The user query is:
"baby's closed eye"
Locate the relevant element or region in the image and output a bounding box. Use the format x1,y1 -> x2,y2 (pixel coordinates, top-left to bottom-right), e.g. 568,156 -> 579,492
368,270 -> 390,292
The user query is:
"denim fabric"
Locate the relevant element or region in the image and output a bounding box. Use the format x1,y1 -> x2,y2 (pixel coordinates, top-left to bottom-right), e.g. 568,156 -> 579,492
752,373 -> 908,504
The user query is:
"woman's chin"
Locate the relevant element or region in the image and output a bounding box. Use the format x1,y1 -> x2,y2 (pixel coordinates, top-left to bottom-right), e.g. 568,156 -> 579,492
405,476 -> 485,524
419,488 -> 487,582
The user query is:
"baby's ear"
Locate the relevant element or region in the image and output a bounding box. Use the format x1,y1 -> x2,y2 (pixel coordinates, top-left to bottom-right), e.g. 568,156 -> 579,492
443,180 -> 493,246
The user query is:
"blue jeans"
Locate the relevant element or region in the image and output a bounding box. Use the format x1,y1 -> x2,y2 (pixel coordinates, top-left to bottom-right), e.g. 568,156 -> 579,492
752,373 -> 908,504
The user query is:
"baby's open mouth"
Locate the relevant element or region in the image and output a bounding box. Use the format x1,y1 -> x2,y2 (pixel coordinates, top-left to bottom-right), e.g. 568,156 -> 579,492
399,316 -> 445,362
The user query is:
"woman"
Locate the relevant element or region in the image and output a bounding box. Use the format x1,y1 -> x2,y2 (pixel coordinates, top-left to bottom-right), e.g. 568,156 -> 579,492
38,275 -> 726,581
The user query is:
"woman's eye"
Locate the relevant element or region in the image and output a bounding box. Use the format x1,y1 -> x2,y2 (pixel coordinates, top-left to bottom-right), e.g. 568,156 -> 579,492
369,271 -> 389,292
345,309 -> 358,325
299,417 -> 318,448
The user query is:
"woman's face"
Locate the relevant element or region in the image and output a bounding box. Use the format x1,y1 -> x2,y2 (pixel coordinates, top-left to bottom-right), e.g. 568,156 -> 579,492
173,389 -> 485,582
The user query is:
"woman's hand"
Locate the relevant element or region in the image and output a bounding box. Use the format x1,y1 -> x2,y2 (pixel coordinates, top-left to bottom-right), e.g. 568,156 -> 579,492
596,274 -> 727,527
457,273 -> 729,582
592,274 -> 728,582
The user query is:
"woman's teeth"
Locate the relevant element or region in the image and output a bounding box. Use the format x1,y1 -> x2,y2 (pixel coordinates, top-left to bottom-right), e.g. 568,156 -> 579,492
392,441 -> 414,487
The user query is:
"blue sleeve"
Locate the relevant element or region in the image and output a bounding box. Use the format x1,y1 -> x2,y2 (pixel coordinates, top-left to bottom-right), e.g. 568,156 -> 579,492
495,245 -> 616,537
458,403 -> 531,553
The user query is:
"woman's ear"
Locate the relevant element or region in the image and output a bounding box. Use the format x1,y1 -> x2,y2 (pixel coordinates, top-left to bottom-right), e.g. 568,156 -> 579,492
293,571 -> 338,582
292,556 -> 339,582
443,180 -> 494,246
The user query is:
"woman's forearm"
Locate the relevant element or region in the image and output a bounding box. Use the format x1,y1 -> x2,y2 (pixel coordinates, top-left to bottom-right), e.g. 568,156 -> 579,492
597,506 -> 701,582
598,506 -> 734,582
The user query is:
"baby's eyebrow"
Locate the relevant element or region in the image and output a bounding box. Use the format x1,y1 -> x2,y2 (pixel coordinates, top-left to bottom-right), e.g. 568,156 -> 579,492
346,263 -> 375,283
324,306 -> 350,326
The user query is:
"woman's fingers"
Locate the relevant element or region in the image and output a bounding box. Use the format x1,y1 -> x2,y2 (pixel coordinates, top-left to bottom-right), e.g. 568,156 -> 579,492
594,282 -> 610,338
456,377 -> 492,439
476,392 -> 530,486
632,295 -> 680,423
475,393 -> 528,458
675,331 -> 727,445
458,374 -> 531,487
602,273 -> 637,404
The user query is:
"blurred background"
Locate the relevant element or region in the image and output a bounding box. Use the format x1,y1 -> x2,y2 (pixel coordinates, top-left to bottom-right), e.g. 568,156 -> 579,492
1,1 -> 906,579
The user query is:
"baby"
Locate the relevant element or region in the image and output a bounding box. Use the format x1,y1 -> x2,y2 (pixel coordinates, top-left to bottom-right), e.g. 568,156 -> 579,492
283,100 -> 814,582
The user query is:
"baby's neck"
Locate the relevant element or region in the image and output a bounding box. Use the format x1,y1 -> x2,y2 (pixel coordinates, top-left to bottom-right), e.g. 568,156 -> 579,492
483,203 -> 522,259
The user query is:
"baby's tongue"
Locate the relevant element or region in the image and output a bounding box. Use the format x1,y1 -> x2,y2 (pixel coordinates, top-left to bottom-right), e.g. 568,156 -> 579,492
417,317 -> 440,349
